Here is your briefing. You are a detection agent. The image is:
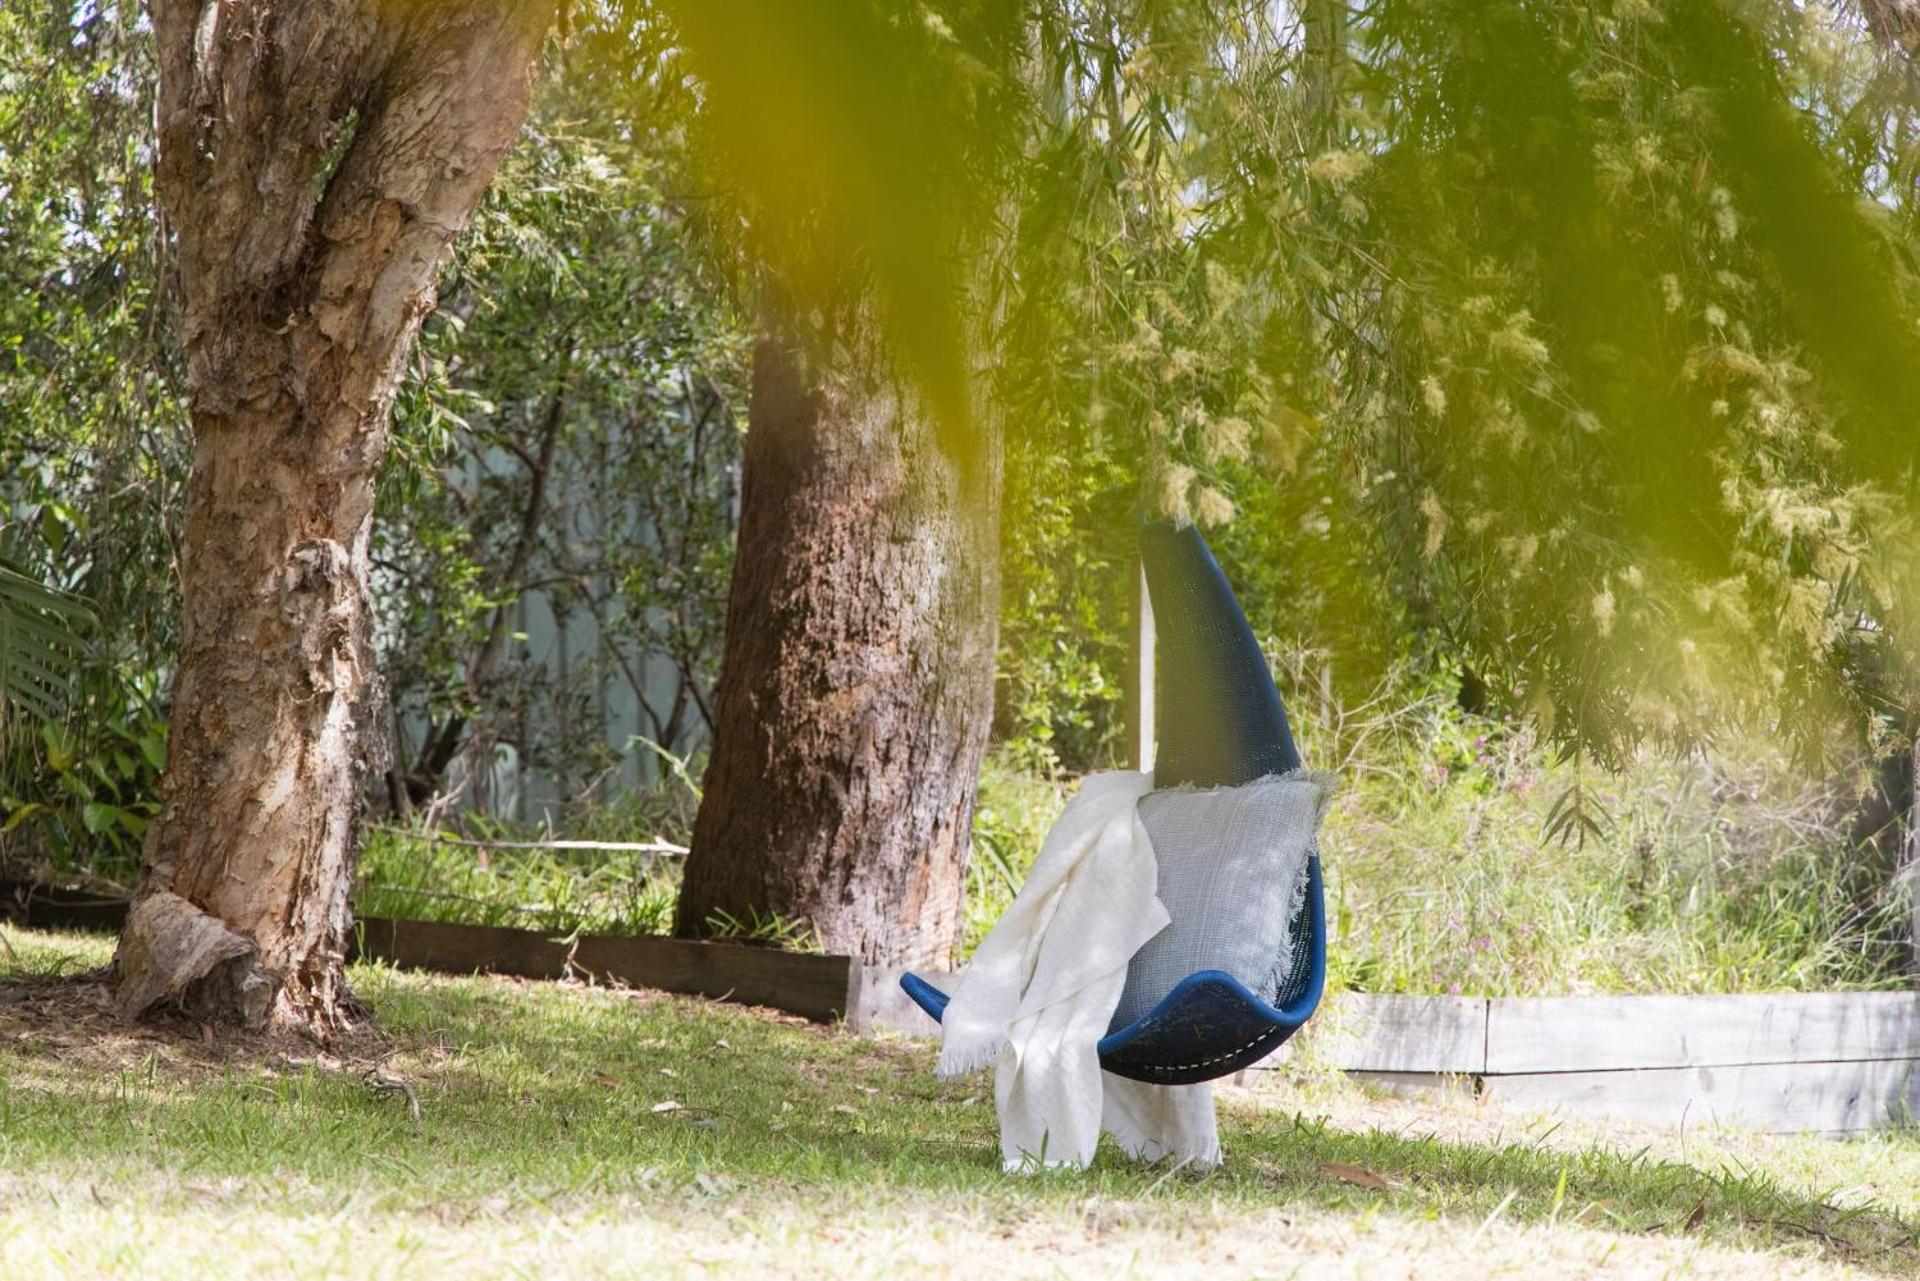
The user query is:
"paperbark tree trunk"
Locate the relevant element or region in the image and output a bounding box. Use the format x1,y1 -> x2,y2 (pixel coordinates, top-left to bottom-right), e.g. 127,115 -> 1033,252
673,298 -> 1002,968
117,0 -> 552,1032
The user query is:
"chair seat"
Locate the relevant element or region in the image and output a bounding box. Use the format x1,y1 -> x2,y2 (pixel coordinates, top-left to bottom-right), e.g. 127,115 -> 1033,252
900,855 -> 1326,1085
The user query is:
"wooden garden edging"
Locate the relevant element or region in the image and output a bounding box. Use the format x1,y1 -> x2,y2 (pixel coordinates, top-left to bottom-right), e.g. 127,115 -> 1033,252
353,917 -> 856,1023
1274,992 -> 1920,1134
9,880 -> 1917,1132
1,879 -> 131,933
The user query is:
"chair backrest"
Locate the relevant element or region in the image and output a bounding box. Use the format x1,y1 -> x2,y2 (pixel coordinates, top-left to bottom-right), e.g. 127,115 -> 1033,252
901,523 -> 1325,1081
1107,522 -> 1317,1025
1142,521 -> 1301,788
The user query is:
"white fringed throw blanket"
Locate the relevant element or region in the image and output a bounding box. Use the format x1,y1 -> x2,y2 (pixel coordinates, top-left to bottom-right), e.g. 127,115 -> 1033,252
935,770 -> 1220,1171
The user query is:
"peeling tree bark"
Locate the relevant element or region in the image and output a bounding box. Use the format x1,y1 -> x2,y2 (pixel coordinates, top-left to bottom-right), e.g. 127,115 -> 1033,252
673,297 -> 1002,968
119,0 -> 553,1032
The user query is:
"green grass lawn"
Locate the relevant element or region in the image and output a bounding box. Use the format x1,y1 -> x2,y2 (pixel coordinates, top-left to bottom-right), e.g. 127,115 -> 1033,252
2,927 -> 1917,1279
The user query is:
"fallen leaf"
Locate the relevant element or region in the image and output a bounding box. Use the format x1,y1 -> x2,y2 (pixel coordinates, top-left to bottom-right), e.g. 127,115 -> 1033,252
713,1039 -> 731,1050
1319,1161 -> 1396,1192
592,1073 -> 620,1088
651,1100 -> 683,1114
1683,1199 -> 1707,1232
659,1067 -> 678,1078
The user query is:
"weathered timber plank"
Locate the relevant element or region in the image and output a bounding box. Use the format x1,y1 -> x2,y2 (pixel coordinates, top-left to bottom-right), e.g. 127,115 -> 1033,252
353,917 -> 570,978
353,918 -> 855,1023
1480,1059 -> 1920,1133
1256,994 -> 1489,1074
1485,994 -> 1920,1073
575,934 -> 853,1022
850,966 -> 953,1035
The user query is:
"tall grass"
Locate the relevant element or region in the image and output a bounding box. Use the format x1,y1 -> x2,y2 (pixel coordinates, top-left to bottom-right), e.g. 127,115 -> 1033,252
356,784 -> 691,936
962,664 -> 1912,994
1319,706 -> 1911,995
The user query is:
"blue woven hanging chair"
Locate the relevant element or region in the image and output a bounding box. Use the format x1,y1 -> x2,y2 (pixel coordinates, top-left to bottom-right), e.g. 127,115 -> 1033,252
898,522 -> 1327,1085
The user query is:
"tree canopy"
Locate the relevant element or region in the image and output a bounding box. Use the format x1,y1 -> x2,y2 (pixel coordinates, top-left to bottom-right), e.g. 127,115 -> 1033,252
665,0 -> 1920,777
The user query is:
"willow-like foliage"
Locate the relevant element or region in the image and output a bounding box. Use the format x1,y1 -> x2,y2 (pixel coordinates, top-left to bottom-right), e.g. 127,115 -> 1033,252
683,0 -> 1920,766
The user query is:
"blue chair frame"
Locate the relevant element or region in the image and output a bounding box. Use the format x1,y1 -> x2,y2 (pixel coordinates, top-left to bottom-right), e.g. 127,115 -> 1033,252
899,521 -> 1329,1086
899,853 -> 1325,1085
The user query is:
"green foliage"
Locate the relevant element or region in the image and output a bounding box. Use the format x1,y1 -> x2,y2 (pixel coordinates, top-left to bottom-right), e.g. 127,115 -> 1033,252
1322,698 -> 1911,996
0,684 -> 163,886
700,905 -> 822,952
661,0 -> 1028,449
690,0 -> 1920,764
962,675 -> 1909,993
357,782 -> 696,936
357,831 -> 681,938
1287,0 -> 1920,762
0,562 -> 90,725
376,15 -> 749,806
993,441 -> 1134,772
1182,0 -> 1920,761
0,4 -> 184,874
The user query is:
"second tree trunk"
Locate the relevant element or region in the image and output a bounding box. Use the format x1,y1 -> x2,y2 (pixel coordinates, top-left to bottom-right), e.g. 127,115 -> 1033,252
675,302 -> 1001,968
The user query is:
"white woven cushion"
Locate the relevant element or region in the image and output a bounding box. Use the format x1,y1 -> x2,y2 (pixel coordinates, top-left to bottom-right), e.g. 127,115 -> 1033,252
1109,771 -> 1333,1030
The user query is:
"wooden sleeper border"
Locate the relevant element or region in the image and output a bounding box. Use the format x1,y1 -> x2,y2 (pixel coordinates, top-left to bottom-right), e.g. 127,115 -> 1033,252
352,916 -> 857,1024
1268,991 -> 1920,1135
